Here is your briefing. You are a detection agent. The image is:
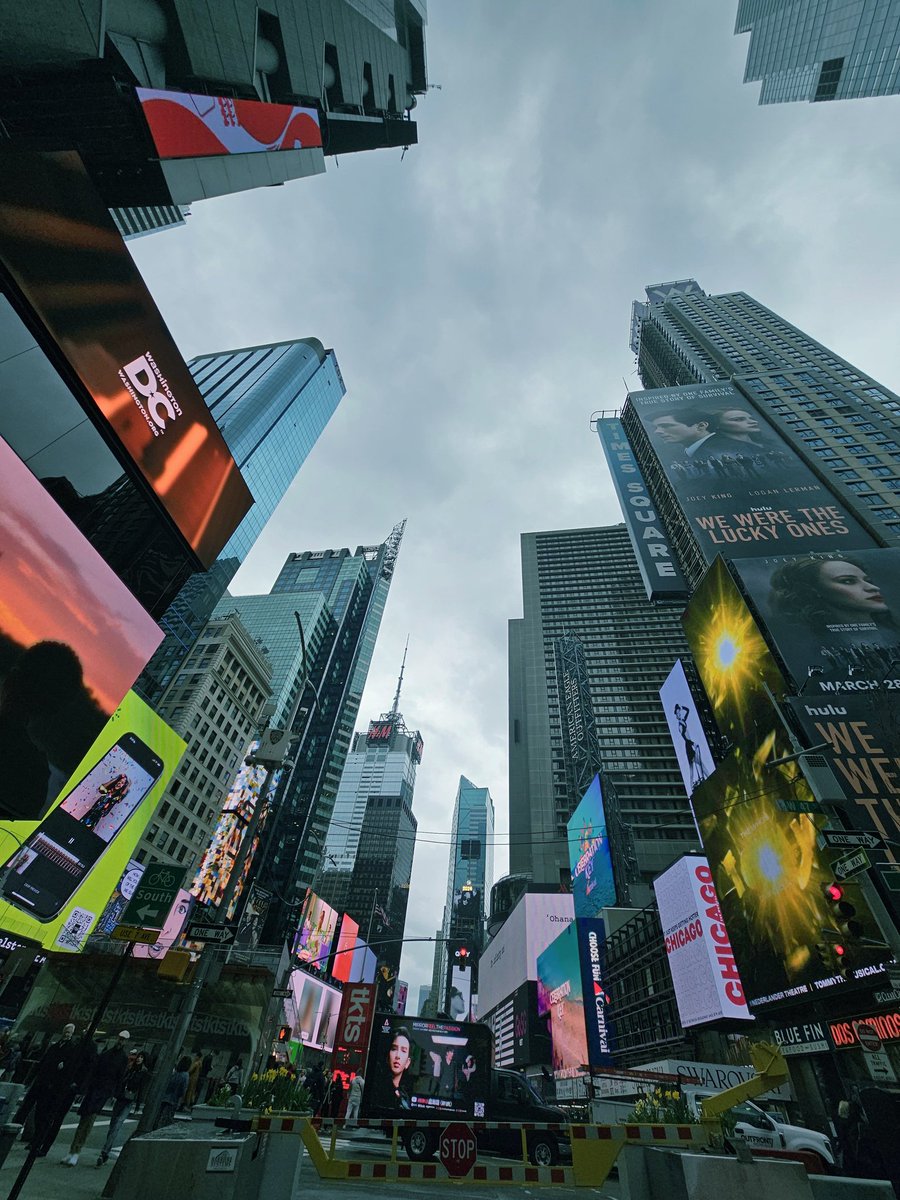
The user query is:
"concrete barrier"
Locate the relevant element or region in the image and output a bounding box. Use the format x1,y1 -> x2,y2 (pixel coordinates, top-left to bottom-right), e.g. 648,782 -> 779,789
105,1126 -> 264,1200
809,1176 -> 896,1200
619,1145 -> 814,1200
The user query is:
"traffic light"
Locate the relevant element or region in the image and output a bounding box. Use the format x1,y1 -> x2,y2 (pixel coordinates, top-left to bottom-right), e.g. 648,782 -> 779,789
821,880 -> 860,980
453,943 -> 471,971
277,1025 -> 291,1043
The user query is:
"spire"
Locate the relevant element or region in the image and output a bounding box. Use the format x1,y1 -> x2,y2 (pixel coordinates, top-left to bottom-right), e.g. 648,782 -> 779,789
391,637 -> 409,718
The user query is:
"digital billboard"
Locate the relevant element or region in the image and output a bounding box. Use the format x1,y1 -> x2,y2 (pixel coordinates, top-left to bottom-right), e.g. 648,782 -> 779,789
596,417 -> 687,599
537,922 -> 589,1079
576,918 -> 615,1065
452,884 -> 482,920
625,382 -> 874,566
0,434 -> 163,822
449,967 -> 472,1021
734,549 -> 900,692
286,968 -> 342,1051
477,892 -> 575,1017
136,88 -> 322,158
350,937 -> 377,985
332,914 -> 360,984
659,659 -> 714,799
293,891 -> 338,974
333,982 -> 377,1078
566,775 -> 617,918
95,859 -> 144,936
361,1015 -> 492,1120
0,150 -> 253,568
653,855 -> 753,1027
0,690 -> 185,951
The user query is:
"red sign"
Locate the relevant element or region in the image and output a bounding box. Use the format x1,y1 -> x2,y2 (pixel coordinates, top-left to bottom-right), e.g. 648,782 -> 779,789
829,1009 -> 900,1049
137,89 -> 321,158
439,1122 -> 477,1178
367,721 -> 393,744
855,1022 -> 882,1053
332,983 -> 376,1076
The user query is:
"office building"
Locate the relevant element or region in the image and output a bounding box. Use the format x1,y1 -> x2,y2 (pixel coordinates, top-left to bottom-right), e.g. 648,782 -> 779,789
212,525 -> 405,945
734,0 -> 900,105
432,776 -> 494,1015
138,338 -> 345,706
0,0 -> 427,209
509,525 -> 699,902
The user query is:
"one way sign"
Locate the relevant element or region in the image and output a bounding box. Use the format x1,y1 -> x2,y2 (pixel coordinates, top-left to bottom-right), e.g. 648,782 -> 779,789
818,829 -> 885,852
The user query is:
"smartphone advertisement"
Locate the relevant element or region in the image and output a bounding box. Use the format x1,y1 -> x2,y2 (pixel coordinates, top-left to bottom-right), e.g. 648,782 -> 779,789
0,691 -> 185,951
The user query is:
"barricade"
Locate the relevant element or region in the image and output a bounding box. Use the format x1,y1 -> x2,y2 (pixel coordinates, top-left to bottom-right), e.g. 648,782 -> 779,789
217,1114 -> 712,1187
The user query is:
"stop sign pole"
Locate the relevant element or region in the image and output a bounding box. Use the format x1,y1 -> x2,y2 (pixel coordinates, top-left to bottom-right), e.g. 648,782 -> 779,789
439,1122 -> 478,1178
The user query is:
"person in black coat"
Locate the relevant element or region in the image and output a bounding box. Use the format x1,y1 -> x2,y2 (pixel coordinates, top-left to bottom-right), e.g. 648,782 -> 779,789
61,1031 -> 129,1166
17,1023 -> 96,1157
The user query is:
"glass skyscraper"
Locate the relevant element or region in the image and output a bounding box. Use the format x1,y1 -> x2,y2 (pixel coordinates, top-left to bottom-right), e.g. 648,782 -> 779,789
734,1 -> 900,104
138,338 -> 345,705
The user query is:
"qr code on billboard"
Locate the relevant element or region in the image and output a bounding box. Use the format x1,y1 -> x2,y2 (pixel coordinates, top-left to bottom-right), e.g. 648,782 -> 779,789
474,1101 -> 485,1118
55,907 -> 95,952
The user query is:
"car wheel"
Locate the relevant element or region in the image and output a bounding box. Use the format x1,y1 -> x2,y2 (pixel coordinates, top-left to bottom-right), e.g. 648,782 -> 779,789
529,1135 -> 558,1167
404,1129 -> 436,1161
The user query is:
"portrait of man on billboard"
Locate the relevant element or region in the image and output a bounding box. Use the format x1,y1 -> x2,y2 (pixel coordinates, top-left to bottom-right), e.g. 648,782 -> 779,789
648,402 -> 789,483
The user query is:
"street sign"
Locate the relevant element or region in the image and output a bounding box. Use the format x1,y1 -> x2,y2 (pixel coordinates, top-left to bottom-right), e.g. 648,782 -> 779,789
777,798 -> 819,814
818,830 -> 885,852
121,862 -> 183,930
855,1021 -> 882,1053
439,1122 -> 477,1178
881,868 -> 900,894
272,987 -> 292,999
111,924 -> 159,944
832,849 -> 871,881
875,988 -> 900,1006
185,922 -> 234,944
864,1050 -> 897,1084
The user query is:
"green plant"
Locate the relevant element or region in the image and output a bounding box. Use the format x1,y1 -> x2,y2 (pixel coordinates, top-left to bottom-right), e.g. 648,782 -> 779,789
207,1084 -> 233,1108
241,1068 -> 311,1114
624,1086 -> 698,1125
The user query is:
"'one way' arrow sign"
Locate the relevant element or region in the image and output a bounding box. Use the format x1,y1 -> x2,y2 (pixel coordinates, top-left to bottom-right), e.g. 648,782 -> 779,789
818,829 -> 885,852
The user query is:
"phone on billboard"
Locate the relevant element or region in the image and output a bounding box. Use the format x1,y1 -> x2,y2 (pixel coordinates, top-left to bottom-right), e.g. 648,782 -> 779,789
0,733 -> 163,921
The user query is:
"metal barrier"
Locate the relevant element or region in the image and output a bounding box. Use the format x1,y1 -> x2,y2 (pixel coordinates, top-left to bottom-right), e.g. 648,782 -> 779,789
216,1114 -> 713,1187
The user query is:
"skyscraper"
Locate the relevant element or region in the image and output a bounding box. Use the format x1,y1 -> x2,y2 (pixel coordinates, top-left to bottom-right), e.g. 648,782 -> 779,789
433,776 -> 494,1016
629,280 -> 900,566
509,526 -> 699,902
213,524 -> 405,945
138,338 -> 345,705
734,0 -> 900,105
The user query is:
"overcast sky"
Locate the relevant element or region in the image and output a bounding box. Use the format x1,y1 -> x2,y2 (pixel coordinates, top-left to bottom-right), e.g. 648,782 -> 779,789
131,2 -> 900,1002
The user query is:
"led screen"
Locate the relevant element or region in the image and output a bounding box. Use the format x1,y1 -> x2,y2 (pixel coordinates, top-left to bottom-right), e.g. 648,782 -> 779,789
449,967 -> 472,1021
361,1015 -> 492,1120
659,659 -> 714,798
331,913 -> 360,983
566,775 -> 617,918
285,968 -> 342,1051
137,88 -> 322,158
477,892 -> 574,1017
0,150 -> 253,567
537,922 -> 589,1079
293,891 -> 338,974
95,859 -> 143,936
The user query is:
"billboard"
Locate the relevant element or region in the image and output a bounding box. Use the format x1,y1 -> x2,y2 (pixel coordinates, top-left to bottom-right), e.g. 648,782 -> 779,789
350,937 -> 378,985
449,967 -> 472,1021
0,150 -> 253,567
361,1015 -> 492,1119
452,884 -> 482,921
625,382 -> 874,566
0,690 -> 185,951
537,922 -> 589,1079
596,417 -> 687,598
0,434 -> 163,823
653,855 -> 753,1027
95,859 -> 144,936
478,892 -> 575,1017
394,980 -> 409,1016
293,891 -> 338,974
576,918 -> 615,1065
734,549 -> 900,692
332,914 -> 360,984
659,660 -> 714,798
566,775 -> 617,918
333,982 -> 377,1078
136,88 -> 322,159
286,968 -> 342,1051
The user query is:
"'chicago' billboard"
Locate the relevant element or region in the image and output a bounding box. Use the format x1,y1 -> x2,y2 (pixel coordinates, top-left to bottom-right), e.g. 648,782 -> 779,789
659,659 -> 714,799
137,88 -> 322,158
653,854 -> 752,1027
0,150 -> 253,567
596,417 -> 687,599
566,775 -> 617,918
625,382 -> 874,566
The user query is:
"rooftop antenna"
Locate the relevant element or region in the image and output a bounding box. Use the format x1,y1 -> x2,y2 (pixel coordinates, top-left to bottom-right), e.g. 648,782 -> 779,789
391,636 -> 409,718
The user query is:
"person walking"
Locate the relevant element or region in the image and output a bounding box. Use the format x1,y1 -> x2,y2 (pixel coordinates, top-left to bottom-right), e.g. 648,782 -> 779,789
17,1023 -> 96,1158
96,1050 -> 148,1166
224,1058 -> 244,1096
345,1073 -> 364,1127
306,1063 -> 326,1119
62,1031 -> 130,1166
155,1056 -> 191,1129
184,1051 -> 203,1108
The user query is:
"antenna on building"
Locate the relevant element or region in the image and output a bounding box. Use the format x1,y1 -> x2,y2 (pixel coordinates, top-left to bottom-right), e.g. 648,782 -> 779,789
391,636 -> 409,718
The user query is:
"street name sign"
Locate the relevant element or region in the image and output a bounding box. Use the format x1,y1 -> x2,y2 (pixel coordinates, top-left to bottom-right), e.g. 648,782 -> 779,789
832,849 -> 871,881
272,987 -> 292,999
111,924 -> 159,944
818,830 -> 885,852
185,923 -> 234,944
121,862 -> 182,929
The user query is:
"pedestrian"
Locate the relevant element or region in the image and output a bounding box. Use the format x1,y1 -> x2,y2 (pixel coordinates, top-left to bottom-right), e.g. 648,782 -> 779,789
345,1073 -> 364,1127
62,1030 -> 130,1166
306,1063 -> 326,1118
198,1050 -> 212,1102
155,1056 -> 191,1129
205,1047 -> 229,1101
184,1050 -> 203,1108
224,1058 -> 244,1096
0,1039 -> 21,1081
16,1023 -> 96,1158
96,1050 -> 148,1166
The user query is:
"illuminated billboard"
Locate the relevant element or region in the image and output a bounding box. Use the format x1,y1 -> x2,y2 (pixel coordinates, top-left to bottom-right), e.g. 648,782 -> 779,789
286,969 -> 342,1051
659,660 -> 714,798
734,549 -> 900,692
0,690 -> 185,951
625,382 -> 874,566
332,914 -> 360,984
477,892 -> 575,1017
361,1015 -> 491,1120
0,434 -> 163,823
566,775 -> 616,918
95,859 -> 144,936
537,922 -> 589,1079
293,891 -> 338,974
596,417 -> 687,598
137,88 -> 322,159
350,937 -> 377,985
0,150 -> 253,567
653,855 -> 753,1027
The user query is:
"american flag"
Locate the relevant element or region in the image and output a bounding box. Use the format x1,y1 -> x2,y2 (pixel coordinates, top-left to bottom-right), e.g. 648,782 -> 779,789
374,901 -> 390,927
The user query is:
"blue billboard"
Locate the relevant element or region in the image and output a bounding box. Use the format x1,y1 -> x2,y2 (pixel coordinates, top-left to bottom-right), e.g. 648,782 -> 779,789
576,917 -> 614,1066
566,775 -> 616,918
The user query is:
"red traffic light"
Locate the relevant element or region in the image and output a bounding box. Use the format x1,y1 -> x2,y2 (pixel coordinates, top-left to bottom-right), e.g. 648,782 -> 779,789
824,882 -> 844,902
834,944 -> 846,959
277,1025 -> 291,1042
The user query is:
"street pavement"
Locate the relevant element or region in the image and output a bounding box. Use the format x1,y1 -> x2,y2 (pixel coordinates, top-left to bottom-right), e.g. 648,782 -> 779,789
0,1111 -> 621,1199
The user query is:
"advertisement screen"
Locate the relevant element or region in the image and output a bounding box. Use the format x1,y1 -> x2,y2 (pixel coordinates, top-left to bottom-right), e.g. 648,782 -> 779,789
596,416 -> 687,598
0,690 -> 185,950
0,434 -> 163,823
659,660 -> 714,798
361,1015 -> 492,1119
478,892 -> 575,1017
350,938 -> 377,985
566,775 -> 617,918
625,382 -> 874,566
653,855 -> 753,1027
95,859 -> 143,936
452,885 -> 482,921
734,549 -> 900,692
333,982 -> 377,1077
286,969 -> 342,1051
0,150 -> 253,567
293,891 -> 338,974
537,922 -> 589,1079
332,914 -> 360,983
576,918 -> 615,1065
449,967 -> 472,1021
137,88 -> 322,158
